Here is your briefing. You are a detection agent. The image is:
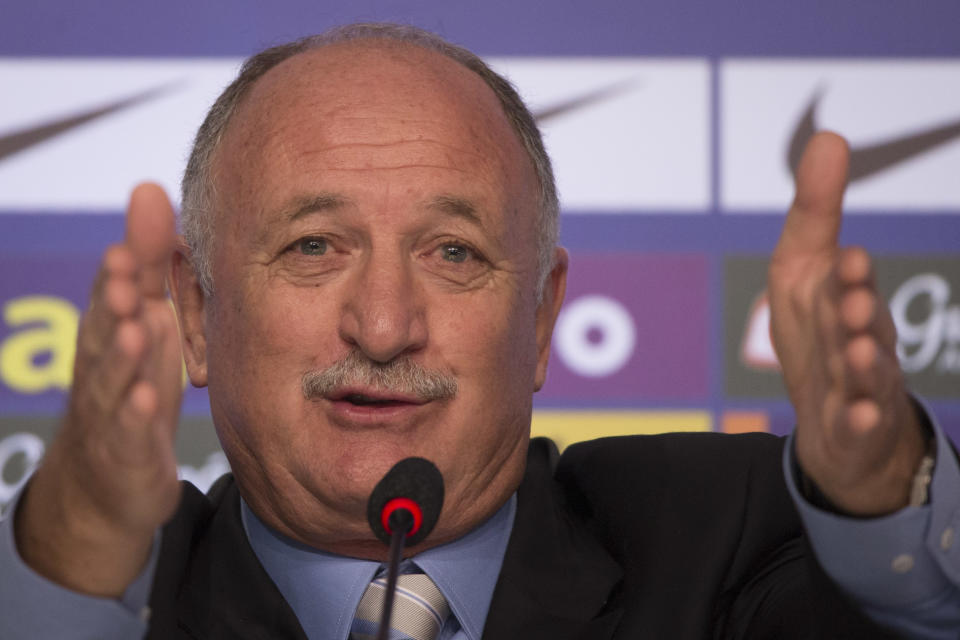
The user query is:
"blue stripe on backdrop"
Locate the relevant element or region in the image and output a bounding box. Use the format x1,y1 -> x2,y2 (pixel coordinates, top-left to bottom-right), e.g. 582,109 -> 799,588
2,0 -> 960,57
3,213 -> 958,255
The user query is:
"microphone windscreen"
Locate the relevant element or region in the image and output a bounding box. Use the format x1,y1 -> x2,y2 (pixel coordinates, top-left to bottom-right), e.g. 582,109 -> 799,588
366,457 -> 444,546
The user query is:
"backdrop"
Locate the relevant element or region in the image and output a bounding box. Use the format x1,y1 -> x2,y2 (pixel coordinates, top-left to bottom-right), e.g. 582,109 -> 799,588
1,0 -> 958,502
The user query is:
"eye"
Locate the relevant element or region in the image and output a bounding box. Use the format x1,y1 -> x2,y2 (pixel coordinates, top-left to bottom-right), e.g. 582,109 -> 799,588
421,239 -> 490,287
296,237 -> 328,256
441,244 -> 471,263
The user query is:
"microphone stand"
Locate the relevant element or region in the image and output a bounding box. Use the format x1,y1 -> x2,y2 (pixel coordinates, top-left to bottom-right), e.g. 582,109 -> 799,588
365,457 -> 443,640
377,508 -> 414,640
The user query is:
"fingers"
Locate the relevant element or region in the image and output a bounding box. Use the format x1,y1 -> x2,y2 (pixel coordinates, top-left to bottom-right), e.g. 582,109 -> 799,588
823,247 -> 902,426
73,183 -> 180,436
69,183 -> 183,454
109,380 -> 164,467
79,246 -> 139,357
836,246 -> 898,349
15,184 -> 185,597
83,320 -> 147,416
772,135 -> 924,514
125,182 -> 176,299
773,131 -> 850,263
75,253 -> 147,435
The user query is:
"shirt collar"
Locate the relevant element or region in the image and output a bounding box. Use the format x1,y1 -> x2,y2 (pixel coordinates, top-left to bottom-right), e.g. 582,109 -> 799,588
242,494 -> 516,640
411,495 -> 515,640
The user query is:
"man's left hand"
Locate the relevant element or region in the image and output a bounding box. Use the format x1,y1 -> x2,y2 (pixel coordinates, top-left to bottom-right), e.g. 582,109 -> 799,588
769,131 -> 927,516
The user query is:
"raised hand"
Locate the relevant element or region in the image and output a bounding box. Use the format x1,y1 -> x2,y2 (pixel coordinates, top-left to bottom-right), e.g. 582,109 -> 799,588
769,132 -> 926,516
15,184 -> 184,597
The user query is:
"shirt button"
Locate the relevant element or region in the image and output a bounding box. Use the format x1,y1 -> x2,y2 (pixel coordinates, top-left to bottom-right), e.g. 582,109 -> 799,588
941,527 -> 955,551
892,554 -> 915,573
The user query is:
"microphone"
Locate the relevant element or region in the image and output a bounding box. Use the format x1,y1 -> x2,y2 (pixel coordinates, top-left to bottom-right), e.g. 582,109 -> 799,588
366,457 -> 444,640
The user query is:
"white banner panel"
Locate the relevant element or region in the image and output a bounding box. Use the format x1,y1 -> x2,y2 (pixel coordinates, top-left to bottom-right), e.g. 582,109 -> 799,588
0,58 -> 710,211
0,59 -> 240,210
492,57 -> 711,212
0,56 -> 711,213
721,59 -> 960,212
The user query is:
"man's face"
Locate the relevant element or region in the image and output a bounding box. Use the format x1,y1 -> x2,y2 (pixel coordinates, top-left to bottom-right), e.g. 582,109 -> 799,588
177,41 -> 566,557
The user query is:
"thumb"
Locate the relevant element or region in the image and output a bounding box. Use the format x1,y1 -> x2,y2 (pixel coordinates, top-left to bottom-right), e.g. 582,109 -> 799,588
773,131 -> 850,262
125,182 -> 176,298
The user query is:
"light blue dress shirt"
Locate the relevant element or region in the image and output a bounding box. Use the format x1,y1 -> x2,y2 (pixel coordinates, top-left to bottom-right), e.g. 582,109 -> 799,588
1,419 -> 959,639
239,494 -> 516,640
783,404 -> 960,639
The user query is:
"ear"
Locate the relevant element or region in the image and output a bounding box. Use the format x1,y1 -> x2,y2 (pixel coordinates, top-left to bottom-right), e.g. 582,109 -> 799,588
533,247 -> 569,391
169,241 -> 209,388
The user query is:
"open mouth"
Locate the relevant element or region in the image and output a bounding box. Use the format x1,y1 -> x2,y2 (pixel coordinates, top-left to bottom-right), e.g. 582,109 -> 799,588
341,393 -> 412,408
323,388 -> 428,425
326,387 -> 425,409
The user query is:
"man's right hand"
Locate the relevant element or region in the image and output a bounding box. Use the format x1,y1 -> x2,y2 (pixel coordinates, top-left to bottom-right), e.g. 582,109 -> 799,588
14,183 -> 184,598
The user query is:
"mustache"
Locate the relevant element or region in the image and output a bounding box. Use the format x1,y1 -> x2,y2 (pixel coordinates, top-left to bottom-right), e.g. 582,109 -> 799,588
301,350 -> 458,401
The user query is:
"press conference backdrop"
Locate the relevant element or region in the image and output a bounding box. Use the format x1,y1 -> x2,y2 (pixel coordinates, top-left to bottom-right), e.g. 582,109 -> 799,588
1,1 -> 958,505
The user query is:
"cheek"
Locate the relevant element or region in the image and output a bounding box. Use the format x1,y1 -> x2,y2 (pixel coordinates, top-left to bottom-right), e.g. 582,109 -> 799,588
206,283 -> 342,402
437,290 -> 540,424
428,294 -> 537,502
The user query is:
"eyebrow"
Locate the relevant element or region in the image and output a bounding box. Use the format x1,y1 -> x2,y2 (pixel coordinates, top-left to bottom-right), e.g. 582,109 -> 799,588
426,195 -> 484,226
268,192 -> 485,233
254,193 -> 349,248
281,193 -> 351,221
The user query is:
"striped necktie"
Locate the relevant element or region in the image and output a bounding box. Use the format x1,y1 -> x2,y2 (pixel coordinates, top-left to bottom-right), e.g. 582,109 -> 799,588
350,573 -> 451,640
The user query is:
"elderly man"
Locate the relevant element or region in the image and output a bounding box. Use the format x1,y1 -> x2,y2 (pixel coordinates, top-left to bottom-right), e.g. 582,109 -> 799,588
1,23 -> 958,640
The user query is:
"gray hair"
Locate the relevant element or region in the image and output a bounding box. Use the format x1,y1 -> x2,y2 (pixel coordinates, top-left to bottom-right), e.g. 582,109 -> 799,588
180,22 -> 559,300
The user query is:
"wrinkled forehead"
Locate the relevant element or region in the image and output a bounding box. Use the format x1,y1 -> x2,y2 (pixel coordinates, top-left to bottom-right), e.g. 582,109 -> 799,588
210,40 -> 538,214
242,40 -> 509,129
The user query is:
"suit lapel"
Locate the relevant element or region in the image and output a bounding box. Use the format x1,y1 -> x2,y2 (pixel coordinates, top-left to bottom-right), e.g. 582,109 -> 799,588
154,439 -> 621,639
482,438 -> 624,640
159,478 -> 309,640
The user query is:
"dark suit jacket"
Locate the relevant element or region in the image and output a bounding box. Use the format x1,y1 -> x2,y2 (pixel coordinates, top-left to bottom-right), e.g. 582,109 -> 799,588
146,434 -> 901,639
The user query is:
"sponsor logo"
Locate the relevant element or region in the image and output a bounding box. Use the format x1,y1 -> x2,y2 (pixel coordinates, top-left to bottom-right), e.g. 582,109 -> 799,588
787,90 -> 960,184
726,256 -> 960,399
739,291 -> 779,371
723,256 -> 789,398
0,428 -> 229,511
0,83 -> 177,164
540,253 -> 710,403
890,273 -> 960,375
554,295 -> 637,378
533,78 -> 639,122
0,295 -> 78,394
0,431 -> 43,509
0,59 -> 237,209
721,59 -> 960,211
491,57 -> 711,211
0,293 -> 192,396
0,254 -> 211,414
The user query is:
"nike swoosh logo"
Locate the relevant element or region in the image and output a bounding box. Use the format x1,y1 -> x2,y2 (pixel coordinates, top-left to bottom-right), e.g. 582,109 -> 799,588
788,90 -> 960,182
0,83 -> 179,163
0,78 -> 626,164
533,78 -> 640,122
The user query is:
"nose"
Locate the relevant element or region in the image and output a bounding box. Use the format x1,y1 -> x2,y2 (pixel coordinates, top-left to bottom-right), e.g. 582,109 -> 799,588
338,248 -> 428,363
